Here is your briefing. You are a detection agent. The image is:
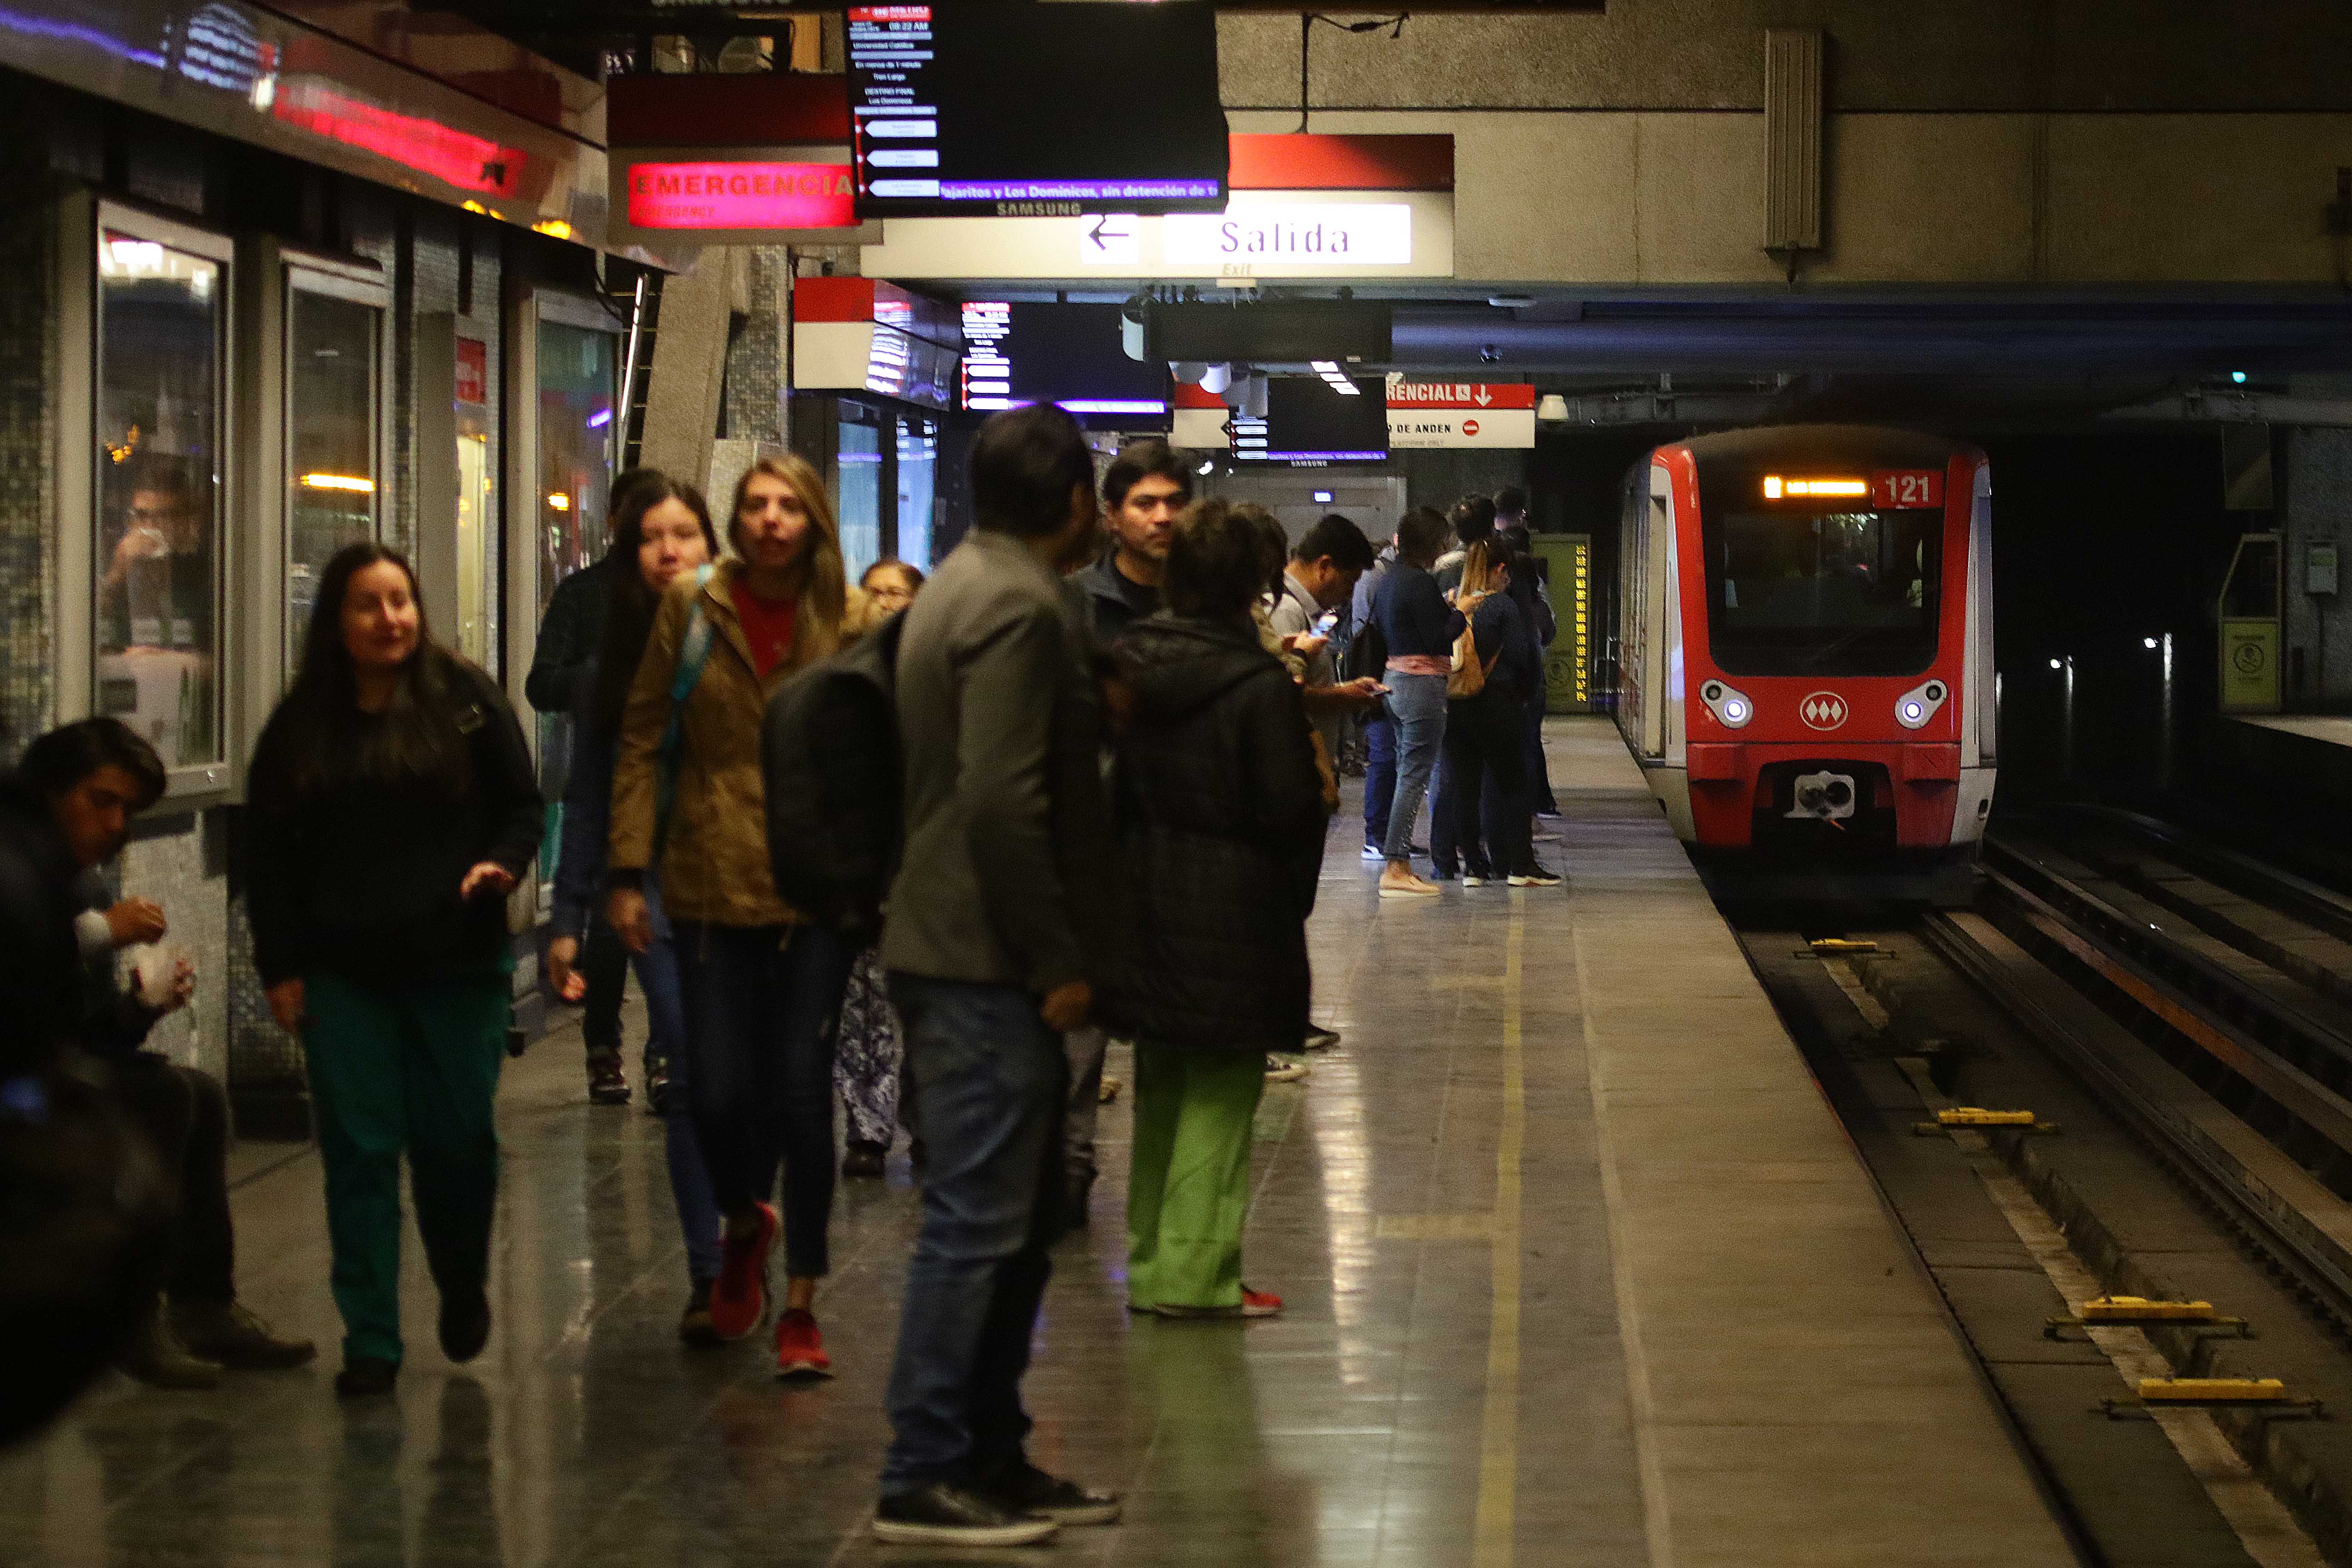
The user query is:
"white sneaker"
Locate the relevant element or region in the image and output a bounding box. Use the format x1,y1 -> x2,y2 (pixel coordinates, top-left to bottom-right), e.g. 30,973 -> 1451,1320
1303,1027 -> 1341,1051
1361,843 -> 1387,862
1264,1056 -> 1310,1083
1508,867 -> 1564,888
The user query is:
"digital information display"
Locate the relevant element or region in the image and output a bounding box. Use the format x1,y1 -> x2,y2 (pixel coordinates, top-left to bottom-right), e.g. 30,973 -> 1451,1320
960,302 -> 1169,419
848,4 -> 1227,217
1233,377 -> 1390,466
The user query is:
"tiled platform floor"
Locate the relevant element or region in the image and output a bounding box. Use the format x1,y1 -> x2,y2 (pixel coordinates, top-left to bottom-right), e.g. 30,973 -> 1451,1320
0,720 -> 2071,1568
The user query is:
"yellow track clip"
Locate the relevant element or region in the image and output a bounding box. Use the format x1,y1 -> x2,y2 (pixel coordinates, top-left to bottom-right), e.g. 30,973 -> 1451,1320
1937,1107 -> 2039,1127
2082,1296 -> 2218,1323
1808,939 -> 1882,955
2138,1378 -> 2288,1403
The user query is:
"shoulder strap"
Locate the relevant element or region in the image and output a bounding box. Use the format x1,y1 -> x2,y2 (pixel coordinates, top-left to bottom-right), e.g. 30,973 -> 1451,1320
653,566 -> 718,858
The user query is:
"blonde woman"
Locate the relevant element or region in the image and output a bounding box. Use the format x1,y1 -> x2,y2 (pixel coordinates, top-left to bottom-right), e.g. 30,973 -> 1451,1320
607,455 -> 881,1378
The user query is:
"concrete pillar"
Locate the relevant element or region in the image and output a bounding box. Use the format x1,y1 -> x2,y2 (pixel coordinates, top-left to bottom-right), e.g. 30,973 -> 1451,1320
636,247 -> 746,496
2284,426 -> 2352,707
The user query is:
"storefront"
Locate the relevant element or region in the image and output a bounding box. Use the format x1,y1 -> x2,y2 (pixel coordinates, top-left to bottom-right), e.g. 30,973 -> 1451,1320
0,0 -> 670,1132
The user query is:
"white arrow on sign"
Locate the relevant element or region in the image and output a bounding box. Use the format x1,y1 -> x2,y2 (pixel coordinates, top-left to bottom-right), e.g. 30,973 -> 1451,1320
1080,214 -> 1140,266
1472,386 -> 1492,406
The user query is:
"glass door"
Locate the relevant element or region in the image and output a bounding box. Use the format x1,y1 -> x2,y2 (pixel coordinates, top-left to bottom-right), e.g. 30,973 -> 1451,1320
896,414 -> 938,571
93,219 -> 230,788
284,277 -> 382,671
838,407 -> 884,581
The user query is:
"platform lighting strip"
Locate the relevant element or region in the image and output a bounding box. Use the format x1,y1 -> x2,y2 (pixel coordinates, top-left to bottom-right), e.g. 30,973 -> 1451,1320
300,473 -> 375,493
1309,360 -> 1361,395
1763,475 -> 1868,500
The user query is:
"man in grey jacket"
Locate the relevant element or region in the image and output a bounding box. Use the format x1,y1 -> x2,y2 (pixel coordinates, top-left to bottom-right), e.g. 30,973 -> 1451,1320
874,404 -> 1120,1548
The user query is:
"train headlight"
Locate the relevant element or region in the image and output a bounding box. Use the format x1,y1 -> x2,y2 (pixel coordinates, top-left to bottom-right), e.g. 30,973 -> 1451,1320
1894,678 -> 1949,730
1699,679 -> 1754,729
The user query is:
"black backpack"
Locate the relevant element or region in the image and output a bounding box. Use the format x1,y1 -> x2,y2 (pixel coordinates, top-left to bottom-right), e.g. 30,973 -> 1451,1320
1341,598 -> 1388,683
760,611 -> 906,942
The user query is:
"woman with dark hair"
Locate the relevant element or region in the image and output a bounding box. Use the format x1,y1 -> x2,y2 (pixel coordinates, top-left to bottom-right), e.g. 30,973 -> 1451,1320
543,473 -> 728,1339
1369,506 -> 1464,897
834,559 -> 929,1181
1441,542 -> 1558,889
1110,498 -> 1328,1319
608,453 -> 881,1377
245,542 -> 543,1397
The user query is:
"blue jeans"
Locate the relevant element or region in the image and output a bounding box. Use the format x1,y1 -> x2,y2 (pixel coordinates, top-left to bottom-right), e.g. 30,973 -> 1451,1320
632,908 -> 722,1283
1381,672 -> 1449,864
1361,712 -> 1396,848
880,975 -> 1068,1494
672,921 -> 853,1278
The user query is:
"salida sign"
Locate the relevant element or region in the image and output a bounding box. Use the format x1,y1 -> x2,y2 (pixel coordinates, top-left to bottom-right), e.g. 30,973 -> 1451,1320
1162,203 -> 1411,266
626,161 -> 858,231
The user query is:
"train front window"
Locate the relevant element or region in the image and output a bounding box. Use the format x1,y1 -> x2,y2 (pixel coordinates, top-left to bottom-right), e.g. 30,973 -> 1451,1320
1707,509 -> 1941,675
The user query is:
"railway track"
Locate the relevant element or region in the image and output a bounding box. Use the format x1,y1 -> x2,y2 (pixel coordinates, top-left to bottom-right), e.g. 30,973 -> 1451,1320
1731,816 -> 2352,1568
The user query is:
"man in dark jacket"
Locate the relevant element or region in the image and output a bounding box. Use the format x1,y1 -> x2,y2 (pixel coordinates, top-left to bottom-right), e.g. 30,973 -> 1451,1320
526,532 -> 634,1106
4,719 -> 314,1389
1075,440 -> 1189,646
1111,497 -> 1328,1320
875,405 -> 1120,1548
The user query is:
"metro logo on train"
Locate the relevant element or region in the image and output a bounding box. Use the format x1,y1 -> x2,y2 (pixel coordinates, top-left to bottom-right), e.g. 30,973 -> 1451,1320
1800,693 -> 1849,730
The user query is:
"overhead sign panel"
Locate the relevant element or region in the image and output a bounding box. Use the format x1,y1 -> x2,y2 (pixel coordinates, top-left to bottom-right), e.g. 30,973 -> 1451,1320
959,301 -> 1170,421
1386,381 -> 1537,449
847,3 -> 1226,218
608,144 -> 879,246
862,190 -> 1451,280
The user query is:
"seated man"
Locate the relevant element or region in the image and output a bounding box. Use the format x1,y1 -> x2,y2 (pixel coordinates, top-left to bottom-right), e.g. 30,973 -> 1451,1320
10,718 -> 314,1388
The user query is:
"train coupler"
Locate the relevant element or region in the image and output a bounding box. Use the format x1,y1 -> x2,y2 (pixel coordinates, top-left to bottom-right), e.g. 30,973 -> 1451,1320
2100,1377 -> 2323,1420
2045,1296 -> 2251,1340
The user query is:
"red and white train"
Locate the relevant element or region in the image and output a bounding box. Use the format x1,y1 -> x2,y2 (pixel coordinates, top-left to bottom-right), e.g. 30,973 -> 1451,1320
1615,425 -> 1995,897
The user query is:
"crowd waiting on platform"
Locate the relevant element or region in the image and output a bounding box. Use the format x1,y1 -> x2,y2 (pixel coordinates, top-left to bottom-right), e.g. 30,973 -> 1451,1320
0,404 -> 1561,1547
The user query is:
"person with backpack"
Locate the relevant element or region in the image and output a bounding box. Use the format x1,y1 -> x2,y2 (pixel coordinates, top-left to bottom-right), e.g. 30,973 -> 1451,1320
1110,497 -> 1328,1321
607,454 -> 881,1381
1440,542 -> 1559,888
871,405 -> 1118,1547
245,543 -> 544,1398
542,473 -> 728,1343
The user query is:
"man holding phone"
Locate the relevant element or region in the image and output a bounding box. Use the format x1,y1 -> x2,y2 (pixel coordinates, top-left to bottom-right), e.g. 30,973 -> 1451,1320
1273,514 -> 1386,758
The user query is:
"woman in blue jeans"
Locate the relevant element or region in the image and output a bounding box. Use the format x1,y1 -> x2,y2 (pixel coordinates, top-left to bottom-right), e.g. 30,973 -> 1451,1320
608,456 -> 881,1379
545,473 -> 726,1342
1369,507 -> 1465,898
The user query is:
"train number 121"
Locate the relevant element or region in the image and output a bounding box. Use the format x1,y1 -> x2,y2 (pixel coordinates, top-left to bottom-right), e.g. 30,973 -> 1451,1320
1872,470 -> 1945,509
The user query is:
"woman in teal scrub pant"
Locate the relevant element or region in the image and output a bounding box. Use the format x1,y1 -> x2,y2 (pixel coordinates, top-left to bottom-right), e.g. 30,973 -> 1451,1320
245,542 -> 543,1398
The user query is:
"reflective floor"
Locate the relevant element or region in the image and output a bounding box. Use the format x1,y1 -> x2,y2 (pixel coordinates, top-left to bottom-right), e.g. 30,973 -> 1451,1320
6,719 -> 2025,1568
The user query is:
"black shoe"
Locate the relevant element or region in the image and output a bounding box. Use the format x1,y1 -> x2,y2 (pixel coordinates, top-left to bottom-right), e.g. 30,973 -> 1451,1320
1062,1168 -> 1096,1230
642,1054 -> 671,1117
334,1355 -> 398,1398
872,1482 -> 1060,1546
842,1139 -> 887,1179
438,1288 -> 490,1363
678,1279 -> 721,1348
983,1460 -> 1122,1526
586,1052 -> 629,1106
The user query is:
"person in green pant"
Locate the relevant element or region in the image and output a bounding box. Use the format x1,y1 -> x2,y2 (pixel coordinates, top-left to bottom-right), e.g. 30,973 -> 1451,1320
245,541 -> 543,1397
1106,499 -> 1332,1319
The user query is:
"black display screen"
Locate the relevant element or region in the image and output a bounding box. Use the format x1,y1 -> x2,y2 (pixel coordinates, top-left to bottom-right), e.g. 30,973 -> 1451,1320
847,3 -> 1228,218
959,303 -> 1170,421
1235,377 -> 1389,466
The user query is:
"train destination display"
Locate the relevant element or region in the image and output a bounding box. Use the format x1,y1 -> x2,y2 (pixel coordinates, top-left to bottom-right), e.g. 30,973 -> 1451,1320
847,3 -> 1227,217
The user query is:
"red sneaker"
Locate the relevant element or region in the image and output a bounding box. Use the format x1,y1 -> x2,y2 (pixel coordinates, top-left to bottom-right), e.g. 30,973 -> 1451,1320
774,1308 -> 833,1378
708,1203 -> 776,1342
1240,1287 -> 1283,1318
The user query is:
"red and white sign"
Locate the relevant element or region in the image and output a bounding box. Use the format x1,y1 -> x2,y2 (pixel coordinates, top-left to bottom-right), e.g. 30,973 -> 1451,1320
1872,469 -> 1945,509
1386,381 -> 1535,449
455,338 -> 487,407
1799,692 -> 1849,730
626,161 -> 856,231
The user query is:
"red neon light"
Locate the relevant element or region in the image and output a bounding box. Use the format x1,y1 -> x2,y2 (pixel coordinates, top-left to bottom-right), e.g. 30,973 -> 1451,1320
272,80 -> 524,197
626,162 -> 857,231
848,5 -> 931,20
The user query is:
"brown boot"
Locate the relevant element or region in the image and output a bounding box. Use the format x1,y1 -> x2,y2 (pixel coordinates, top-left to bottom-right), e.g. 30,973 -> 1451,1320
118,1301 -> 222,1390
172,1298 -> 318,1370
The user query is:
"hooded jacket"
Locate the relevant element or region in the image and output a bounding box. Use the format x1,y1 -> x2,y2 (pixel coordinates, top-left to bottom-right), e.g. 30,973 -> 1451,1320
1105,613 -> 1328,1054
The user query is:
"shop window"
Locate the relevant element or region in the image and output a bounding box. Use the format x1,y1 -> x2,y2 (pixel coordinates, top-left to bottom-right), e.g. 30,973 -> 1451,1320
95,227 -> 225,774
838,415 -> 884,581
454,337 -> 497,671
285,285 -> 381,668
897,416 -> 937,572
537,320 -> 617,619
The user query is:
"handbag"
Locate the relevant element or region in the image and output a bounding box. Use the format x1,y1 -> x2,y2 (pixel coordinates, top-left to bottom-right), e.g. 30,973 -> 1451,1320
1448,606 -> 1497,699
